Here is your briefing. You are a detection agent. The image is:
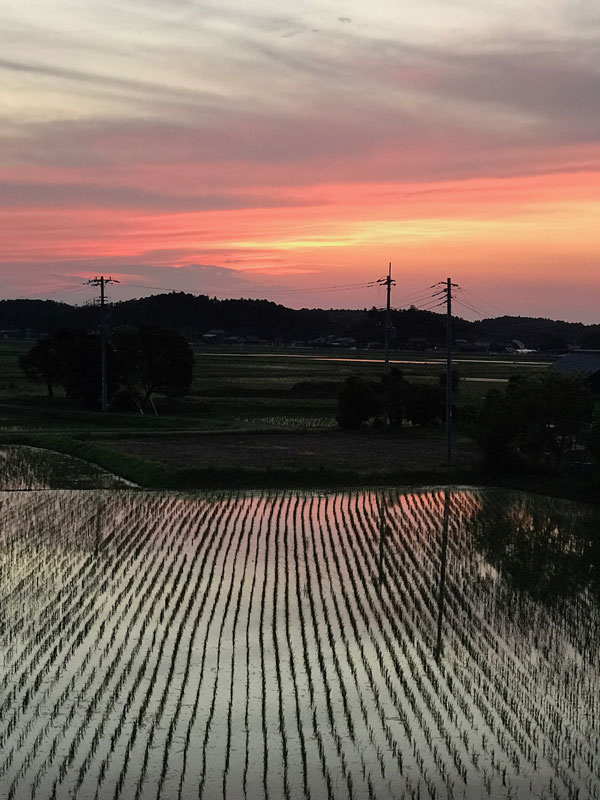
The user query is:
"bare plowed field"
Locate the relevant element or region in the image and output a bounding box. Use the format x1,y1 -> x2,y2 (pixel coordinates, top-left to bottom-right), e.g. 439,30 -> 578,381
113,431 -> 481,472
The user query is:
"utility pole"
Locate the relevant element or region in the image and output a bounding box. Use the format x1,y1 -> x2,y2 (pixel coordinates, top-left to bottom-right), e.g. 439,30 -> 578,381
444,278 -> 457,462
372,263 -> 395,370
88,276 -> 119,411
433,277 -> 457,462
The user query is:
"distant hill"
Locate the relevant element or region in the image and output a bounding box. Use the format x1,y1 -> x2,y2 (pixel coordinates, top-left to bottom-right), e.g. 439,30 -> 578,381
0,293 -> 598,351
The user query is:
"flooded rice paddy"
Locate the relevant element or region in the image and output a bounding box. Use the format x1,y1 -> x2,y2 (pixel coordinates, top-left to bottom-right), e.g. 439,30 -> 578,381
0,461 -> 599,798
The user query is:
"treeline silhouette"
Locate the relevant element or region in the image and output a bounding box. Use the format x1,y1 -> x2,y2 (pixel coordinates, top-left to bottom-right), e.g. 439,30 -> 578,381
1,293 -> 599,350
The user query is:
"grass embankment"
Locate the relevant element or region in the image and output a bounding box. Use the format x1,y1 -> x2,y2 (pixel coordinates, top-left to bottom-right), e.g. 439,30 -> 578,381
5,431 -> 481,490
9,429 -> 599,505
2,434 -> 168,487
8,434 -> 600,506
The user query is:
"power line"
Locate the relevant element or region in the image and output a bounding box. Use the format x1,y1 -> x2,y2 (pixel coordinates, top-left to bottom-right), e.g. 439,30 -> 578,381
393,287 -> 442,306
261,281 -> 371,296
453,295 -> 490,320
458,287 -> 510,317
20,284 -> 89,300
415,301 -> 446,312
125,283 -> 170,292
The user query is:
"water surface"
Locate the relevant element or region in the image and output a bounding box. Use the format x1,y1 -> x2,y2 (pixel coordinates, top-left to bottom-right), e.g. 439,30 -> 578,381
0,482 -> 598,799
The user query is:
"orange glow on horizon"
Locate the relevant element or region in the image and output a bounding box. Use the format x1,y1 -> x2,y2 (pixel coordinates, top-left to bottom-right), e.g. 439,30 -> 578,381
4,170 -> 599,267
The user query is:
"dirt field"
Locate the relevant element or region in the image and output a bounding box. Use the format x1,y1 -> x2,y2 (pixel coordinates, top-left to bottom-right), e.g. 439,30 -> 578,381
113,430 -> 481,472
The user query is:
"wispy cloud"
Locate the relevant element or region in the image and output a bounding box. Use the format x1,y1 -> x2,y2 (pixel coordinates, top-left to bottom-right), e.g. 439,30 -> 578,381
1,1 -> 600,319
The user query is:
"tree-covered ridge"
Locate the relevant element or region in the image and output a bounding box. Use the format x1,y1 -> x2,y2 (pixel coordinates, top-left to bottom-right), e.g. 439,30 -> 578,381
1,293 -> 599,350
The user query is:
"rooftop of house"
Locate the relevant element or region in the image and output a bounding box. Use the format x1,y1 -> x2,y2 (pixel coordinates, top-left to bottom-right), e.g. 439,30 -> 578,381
553,350 -> 600,376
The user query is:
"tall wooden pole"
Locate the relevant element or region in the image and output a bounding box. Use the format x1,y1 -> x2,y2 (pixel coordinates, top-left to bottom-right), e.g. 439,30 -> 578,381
100,277 -> 108,412
384,262 -> 392,371
88,276 -> 119,411
445,277 -> 453,463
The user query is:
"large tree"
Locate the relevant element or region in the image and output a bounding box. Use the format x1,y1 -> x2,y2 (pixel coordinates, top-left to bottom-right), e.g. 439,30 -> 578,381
20,328 -> 102,405
111,325 -> 194,408
477,371 -> 594,471
19,337 -> 62,399
20,325 -> 193,409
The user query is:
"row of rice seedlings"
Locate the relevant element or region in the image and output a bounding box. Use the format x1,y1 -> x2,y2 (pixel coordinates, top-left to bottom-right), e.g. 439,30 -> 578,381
471,554 -> 600,743
87,498 -> 216,800
281,494 -> 311,800
382,490 -> 548,792
0,494 -> 112,677
4,500 -> 141,708
0,495 -> 141,779
324,492 -> 418,794
319,493 -> 427,795
394,494 -> 556,792
291,495 -> 336,800
111,506 -> 215,800
241,498 -> 269,799
256,492 -> 282,800
0,493 -> 67,619
39,497 -> 195,799
2,497 -> 136,791
192,497 -> 253,799
375,493 -> 488,737
361,492 -> 505,792
220,498 -> 264,799
149,495 -> 237,800
303,493 -> 371,798
317,492 -> 423,799
454,580 -> 600,794
11,495 -> 190,796
434,523 -> 594,796
304,493 -> 372,799
3,490 -> 370,796
269,494 -> 293,800
387,490 -> 600,797
338,492 -> 459,797
154,494 -> 249,796
134,495 -> 242,800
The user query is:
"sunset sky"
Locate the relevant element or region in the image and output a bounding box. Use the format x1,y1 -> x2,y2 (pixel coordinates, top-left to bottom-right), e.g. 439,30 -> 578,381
2,0 -> 600,320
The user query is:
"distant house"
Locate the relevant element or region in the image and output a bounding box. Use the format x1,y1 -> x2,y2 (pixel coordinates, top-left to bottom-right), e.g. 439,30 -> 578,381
454,339 -> 473,352
473,341 -> 491,353
553,350 -> 600,392
202,328 -> 225,345
404,336 -> 430,351
0,328 -> 36,339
